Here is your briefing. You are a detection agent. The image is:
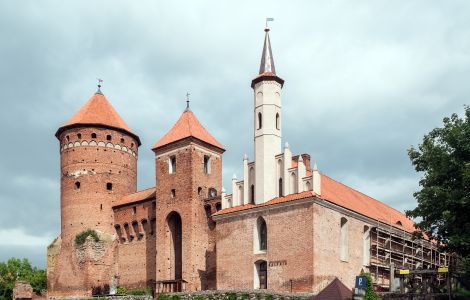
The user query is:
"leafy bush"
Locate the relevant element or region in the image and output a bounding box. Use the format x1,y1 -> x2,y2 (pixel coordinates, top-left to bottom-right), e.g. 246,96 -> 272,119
0,258 -> 47,300
224,292 -> 237,300
116,286 -> 128,295
75,229 -> 99,246
157,294 -> 181,300
360,272 -> 380,300
127,287 -> 152,295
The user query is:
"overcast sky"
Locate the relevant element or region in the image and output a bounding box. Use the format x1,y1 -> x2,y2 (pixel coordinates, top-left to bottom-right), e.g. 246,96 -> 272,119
0,1 -> 469,268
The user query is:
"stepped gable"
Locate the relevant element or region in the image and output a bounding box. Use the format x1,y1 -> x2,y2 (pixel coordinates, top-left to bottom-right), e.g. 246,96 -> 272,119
113,187 -> 156,208
56,91 -> 141,145
215,174 -> 414,232
152,110 -> 224,151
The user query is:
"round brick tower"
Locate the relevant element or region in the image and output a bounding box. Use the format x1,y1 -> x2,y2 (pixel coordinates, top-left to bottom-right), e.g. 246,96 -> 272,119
55,87 -> 141,244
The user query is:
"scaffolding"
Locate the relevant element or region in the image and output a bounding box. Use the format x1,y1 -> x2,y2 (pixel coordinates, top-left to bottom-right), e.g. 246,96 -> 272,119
369,218 -> 450,290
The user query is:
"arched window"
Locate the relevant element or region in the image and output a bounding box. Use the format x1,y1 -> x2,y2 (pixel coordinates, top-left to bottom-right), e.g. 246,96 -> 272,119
340,217 -> 349,261
169,155 -> 176,173
258,112 -> 262,129
208,188 -> 217,198
305,181 -> 312,191
278,178 -> 283,197
75,181 -> 81,190
250,185 -> 255,204
167,212 -> 182,280
77,133 -> 82,139
275,113 -> 280,130
91,133 -> 97,139
363,225 -> 370,266
238,185 -> 244,205
106,134 -> 112,141
254,260 -> 267,289
290,172 -> 297,194
256,217 -> 267,251
203,155 -> 211,174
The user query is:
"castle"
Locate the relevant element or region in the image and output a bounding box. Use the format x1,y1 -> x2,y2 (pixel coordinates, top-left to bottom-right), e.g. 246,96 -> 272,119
47,27 -> 449,297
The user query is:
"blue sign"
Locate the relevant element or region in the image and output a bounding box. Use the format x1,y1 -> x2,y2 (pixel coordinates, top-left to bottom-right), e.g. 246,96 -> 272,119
355,276 -> 367,289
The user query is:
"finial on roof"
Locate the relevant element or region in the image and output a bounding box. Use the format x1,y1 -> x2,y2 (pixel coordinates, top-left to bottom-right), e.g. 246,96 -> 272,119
284,142 -> 289,149
298,155 -> 303,162
313,162 -> 318,171
96,78 -> 103,94
232,173 -> 237,180
222,187 -> 226,193
244,154 -> 248,160
185,92 -> 191,111
259,18 -> 276,75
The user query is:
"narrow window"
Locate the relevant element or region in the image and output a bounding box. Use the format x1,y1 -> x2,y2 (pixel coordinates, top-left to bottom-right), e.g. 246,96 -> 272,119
363,225 -> 370,266
106,182 -> 113,191
257,217 -> 267,251
305,181 -> 312,191
290,172 -> 297,194
77,133 -> 82,139
250,185 -> 255,204
75,181 -> 81,190
171,189 -> 176,198
258,112 -> 262,129
152,201 -> 156,211
131,143 -> 134,149
100,204 -> 102,210
66,135 -> 70,141
238,185 -> 244,205
340,217 -> 349,261
198,187 -> 202,195
215,202 -> 222,211
203,155 -> 211,174
132,207 -> 136,215
91,133 -> 97,139
120,138 -> 125,143
278,178 -> 283,197
106,135 -> 112,141
275,113 -> 280,130
169,155 -> 176,173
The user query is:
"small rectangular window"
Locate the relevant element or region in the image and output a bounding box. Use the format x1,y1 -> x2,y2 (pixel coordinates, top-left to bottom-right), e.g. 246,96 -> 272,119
106,182 -> 113,191
169,155 -> 176,173
171,189 -> 176,198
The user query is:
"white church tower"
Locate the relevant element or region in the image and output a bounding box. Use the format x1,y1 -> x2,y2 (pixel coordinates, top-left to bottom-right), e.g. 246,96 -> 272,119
250,26 -> 285,204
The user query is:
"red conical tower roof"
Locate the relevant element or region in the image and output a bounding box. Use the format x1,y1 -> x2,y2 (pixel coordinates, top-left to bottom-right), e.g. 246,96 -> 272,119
56,90 -> 141,145
152,109 -> 224,151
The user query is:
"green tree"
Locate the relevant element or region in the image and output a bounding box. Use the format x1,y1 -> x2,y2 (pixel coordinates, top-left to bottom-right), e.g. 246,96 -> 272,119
360,271 -> 380,300
407,106 -> 470,258
0,258 -> 46,300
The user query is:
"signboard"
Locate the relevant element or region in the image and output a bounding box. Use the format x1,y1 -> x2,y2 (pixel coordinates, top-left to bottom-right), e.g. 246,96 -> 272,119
438,267 -> 448,273
355,276 -> 367,289
399,269 -> 410,275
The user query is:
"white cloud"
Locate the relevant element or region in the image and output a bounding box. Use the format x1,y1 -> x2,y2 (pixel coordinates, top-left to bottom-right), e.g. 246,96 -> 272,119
0,228 -> 54,247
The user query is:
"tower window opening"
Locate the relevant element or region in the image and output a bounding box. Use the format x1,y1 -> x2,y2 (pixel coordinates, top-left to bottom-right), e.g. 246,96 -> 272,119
169,155 -> 176,173
171,189 -> 176,198
75,181 -> 81,190
66,135 -> 70,141
91,133 -> 97,139
131,143 -> 134,149
258,112 -> 262,129
203,155 -> 211,174
132,207 -> 136,215
198,187 -> 202,195
276,113 -> 280,130
278,178 -> 283,197
106,135 -> 112,141
208,188 -> 217,198
77,133 -> 82,139
120,138 -> 125,143
250,185 -> 255,204
106,182 -> 113,191
215,202 -> 222,211
100,204 -> 102,210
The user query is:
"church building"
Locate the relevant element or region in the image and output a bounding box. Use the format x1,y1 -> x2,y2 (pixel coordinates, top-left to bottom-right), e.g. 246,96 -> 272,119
47,26 -> 449,297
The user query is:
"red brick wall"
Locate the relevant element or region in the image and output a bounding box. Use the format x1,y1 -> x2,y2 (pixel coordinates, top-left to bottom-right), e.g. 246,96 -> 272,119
312,203 -> 370,293
216,201 -> 314,292
48,126 -> 139,297
154,139 -> 223,291
114,199 -> 156,290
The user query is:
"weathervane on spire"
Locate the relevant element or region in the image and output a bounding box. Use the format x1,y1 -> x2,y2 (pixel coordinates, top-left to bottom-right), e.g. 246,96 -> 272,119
265,17 -> 274,31
185,92 -> 191,111
96,78 -> 103,94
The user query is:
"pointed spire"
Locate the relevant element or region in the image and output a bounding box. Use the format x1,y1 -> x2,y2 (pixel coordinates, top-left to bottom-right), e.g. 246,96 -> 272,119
185,92 -> 191,112
96,78 -> 103,95
259,27 -> 276,75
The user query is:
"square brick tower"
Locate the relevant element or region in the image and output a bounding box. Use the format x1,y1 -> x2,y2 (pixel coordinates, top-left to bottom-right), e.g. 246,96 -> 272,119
152,105 -> 225,292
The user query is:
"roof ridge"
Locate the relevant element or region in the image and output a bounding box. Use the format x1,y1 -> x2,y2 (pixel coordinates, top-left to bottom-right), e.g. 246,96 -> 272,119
321,174 -> 407,216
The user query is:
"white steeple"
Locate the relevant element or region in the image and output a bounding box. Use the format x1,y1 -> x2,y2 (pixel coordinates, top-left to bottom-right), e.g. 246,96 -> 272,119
251,25 -> 285,204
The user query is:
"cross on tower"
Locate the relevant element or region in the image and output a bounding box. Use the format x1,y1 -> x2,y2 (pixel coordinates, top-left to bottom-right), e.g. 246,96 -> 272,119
185,92 -> 191,111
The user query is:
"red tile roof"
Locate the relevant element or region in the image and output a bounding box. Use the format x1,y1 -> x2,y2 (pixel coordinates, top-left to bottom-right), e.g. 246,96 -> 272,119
314,278 -> 353,300
320,174 -> 414,232
214,174 -> 415,233
152,110 -> 224,150
57,92 -> 140,144
113,187 -> 156,208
